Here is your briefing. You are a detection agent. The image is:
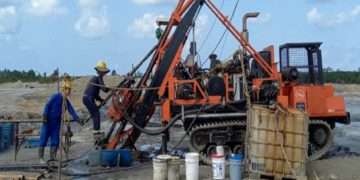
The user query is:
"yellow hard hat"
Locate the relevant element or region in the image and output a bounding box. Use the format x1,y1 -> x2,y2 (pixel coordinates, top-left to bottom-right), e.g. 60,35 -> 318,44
61,81 -> 72,90
95,60 -> 110,73
61,75 -> 72,91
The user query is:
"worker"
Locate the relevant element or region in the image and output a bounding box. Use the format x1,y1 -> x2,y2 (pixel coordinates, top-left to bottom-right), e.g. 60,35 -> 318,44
39,76 -> 79,163
82,61 -> 110,140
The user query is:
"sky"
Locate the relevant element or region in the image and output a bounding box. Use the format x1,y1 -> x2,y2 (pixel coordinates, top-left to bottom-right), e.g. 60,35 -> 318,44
0,0 -> 359,75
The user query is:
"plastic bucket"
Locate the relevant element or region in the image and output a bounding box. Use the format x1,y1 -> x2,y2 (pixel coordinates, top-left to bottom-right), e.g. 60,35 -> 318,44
1,123 -> 14,146
185,152 -> 199,180
101,150 -> 119,167
118,149 -> 133,167
168,156 -> 181,180
153,155 -> 170,180
216,146 -> 225,156
212,154 -> 226,180
229,154 -> 243,180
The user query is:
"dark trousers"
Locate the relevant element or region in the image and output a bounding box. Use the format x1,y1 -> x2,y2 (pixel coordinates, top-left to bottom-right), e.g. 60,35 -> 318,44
83,96 -> 100,131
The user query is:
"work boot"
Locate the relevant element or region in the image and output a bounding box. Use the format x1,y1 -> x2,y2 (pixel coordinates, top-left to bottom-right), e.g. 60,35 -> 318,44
38,147 -> 46,164
50,147 -> 58,161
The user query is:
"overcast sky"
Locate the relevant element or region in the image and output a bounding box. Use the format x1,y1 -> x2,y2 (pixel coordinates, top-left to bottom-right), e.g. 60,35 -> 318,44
0,0 -> 359,75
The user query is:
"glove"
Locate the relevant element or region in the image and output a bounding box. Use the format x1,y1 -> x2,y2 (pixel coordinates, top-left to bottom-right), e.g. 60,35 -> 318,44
43,115 -> 47,124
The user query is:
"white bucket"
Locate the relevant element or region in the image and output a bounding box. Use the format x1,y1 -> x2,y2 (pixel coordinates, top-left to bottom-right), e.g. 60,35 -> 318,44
212,154 -> 226,180
216,146 -> 225,156
168,156 -> 181,180
153,155 -> 171,180
185,152 -> 199,180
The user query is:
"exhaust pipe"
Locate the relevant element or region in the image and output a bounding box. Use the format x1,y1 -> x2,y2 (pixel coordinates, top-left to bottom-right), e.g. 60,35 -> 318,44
242,12 -> 260,41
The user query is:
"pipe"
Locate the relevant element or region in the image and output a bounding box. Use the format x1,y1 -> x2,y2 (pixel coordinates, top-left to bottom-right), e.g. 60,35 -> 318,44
242,12 -> 260,32
242,12 -> 259,42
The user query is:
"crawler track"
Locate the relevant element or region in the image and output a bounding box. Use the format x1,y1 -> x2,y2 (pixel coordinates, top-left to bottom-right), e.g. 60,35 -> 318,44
188,119 -> 247,164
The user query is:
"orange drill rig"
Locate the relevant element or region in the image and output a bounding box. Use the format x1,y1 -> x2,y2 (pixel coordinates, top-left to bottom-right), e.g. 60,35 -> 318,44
103,0 -> 350,162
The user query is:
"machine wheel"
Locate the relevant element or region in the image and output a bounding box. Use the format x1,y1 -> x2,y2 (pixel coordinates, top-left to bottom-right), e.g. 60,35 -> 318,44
308,120 -> 334,161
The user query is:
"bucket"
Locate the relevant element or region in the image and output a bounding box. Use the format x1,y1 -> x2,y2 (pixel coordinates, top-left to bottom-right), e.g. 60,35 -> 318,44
229,154 -> 243,180
118,149 -> 133,167
212,154 -> 226,180
185,152 -> 199,180
88,149 -> 101,166
0,123 -> 14,146
153,155 -> 170,180
168,156 -> 181,180
101,150 -> 119,167
216,146 -> 225,156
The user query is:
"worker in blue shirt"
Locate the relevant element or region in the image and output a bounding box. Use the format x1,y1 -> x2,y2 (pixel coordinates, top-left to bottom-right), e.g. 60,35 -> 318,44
83,61 -> 110,140
39,77 -> 79,163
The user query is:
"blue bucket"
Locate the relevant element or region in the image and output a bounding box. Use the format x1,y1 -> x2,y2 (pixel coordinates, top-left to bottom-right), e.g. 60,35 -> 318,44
1,123 -> 14,145
118,149 -> 133,167
229,154 -> 244,180
101,150 -> 119,167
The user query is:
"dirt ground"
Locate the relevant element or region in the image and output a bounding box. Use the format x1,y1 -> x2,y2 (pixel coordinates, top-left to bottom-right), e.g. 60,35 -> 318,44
0,76 -> 123,122
0,80 -> 360,179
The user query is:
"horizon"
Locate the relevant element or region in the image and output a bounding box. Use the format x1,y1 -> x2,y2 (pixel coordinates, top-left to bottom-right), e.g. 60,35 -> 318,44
0,0 -> 359,75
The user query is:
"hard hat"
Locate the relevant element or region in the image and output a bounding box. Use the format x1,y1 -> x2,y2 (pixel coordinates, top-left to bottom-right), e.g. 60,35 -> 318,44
95,60 -> 110,73
61,76 -> 72,91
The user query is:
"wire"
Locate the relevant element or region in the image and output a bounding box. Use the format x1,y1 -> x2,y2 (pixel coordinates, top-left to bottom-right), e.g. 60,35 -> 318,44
201,0 -> 240,67
198,0 -> 225,52
123,105 -> 217,136
169,105 -> 206,152
219,30 -> 229,57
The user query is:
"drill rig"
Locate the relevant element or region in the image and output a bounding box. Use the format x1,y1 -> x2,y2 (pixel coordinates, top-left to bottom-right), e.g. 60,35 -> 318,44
104,0 -> 350,162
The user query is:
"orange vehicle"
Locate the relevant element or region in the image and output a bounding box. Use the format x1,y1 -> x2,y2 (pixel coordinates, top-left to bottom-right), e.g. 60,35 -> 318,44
102,0 -> 349,161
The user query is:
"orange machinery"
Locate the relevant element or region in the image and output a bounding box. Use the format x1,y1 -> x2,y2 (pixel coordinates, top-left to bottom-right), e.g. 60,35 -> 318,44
103,0 -> 349,161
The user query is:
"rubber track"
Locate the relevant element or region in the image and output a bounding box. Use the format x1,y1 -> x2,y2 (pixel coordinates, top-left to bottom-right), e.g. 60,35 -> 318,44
189,120 -> 247,164
308,120 -> 334,161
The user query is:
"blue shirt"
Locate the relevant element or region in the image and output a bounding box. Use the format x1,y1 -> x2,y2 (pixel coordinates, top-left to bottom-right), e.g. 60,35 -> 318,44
43,93 -> 79,124
83,76 -> 109,101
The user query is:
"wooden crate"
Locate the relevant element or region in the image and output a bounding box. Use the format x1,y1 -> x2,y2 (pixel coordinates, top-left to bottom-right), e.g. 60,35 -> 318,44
246,105 -> 308,178
247,172 -> 308,180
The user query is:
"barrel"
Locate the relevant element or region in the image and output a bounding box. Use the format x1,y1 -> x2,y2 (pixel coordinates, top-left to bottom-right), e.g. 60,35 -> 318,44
0,127 -> 3,152
212,154 -> 226,180
0,123 -> 14,149
229,154 -> 243,180
153,155 -> 170,180
118,149 -> 133,167
185,152 -> 199,180
101,150 -> 119,167
168,156 -> 181,180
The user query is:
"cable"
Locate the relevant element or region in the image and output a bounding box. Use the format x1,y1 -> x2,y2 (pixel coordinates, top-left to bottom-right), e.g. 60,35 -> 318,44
219,29 -> 229,57
201,0 -> 240,67
198,0 -> 225,52
169,105 -> 206,152
56,162 -> 153,177
123,105 -> 217,135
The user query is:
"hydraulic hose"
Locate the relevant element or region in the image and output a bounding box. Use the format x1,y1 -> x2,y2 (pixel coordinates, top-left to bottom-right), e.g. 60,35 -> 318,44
123,105 -> 217,135
60,162 -> 152,177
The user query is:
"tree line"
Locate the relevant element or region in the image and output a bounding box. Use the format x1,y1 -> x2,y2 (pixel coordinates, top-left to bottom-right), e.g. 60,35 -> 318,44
324,71 -> 360,84
0,68 -> 360,84
0,69 -> 58,84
